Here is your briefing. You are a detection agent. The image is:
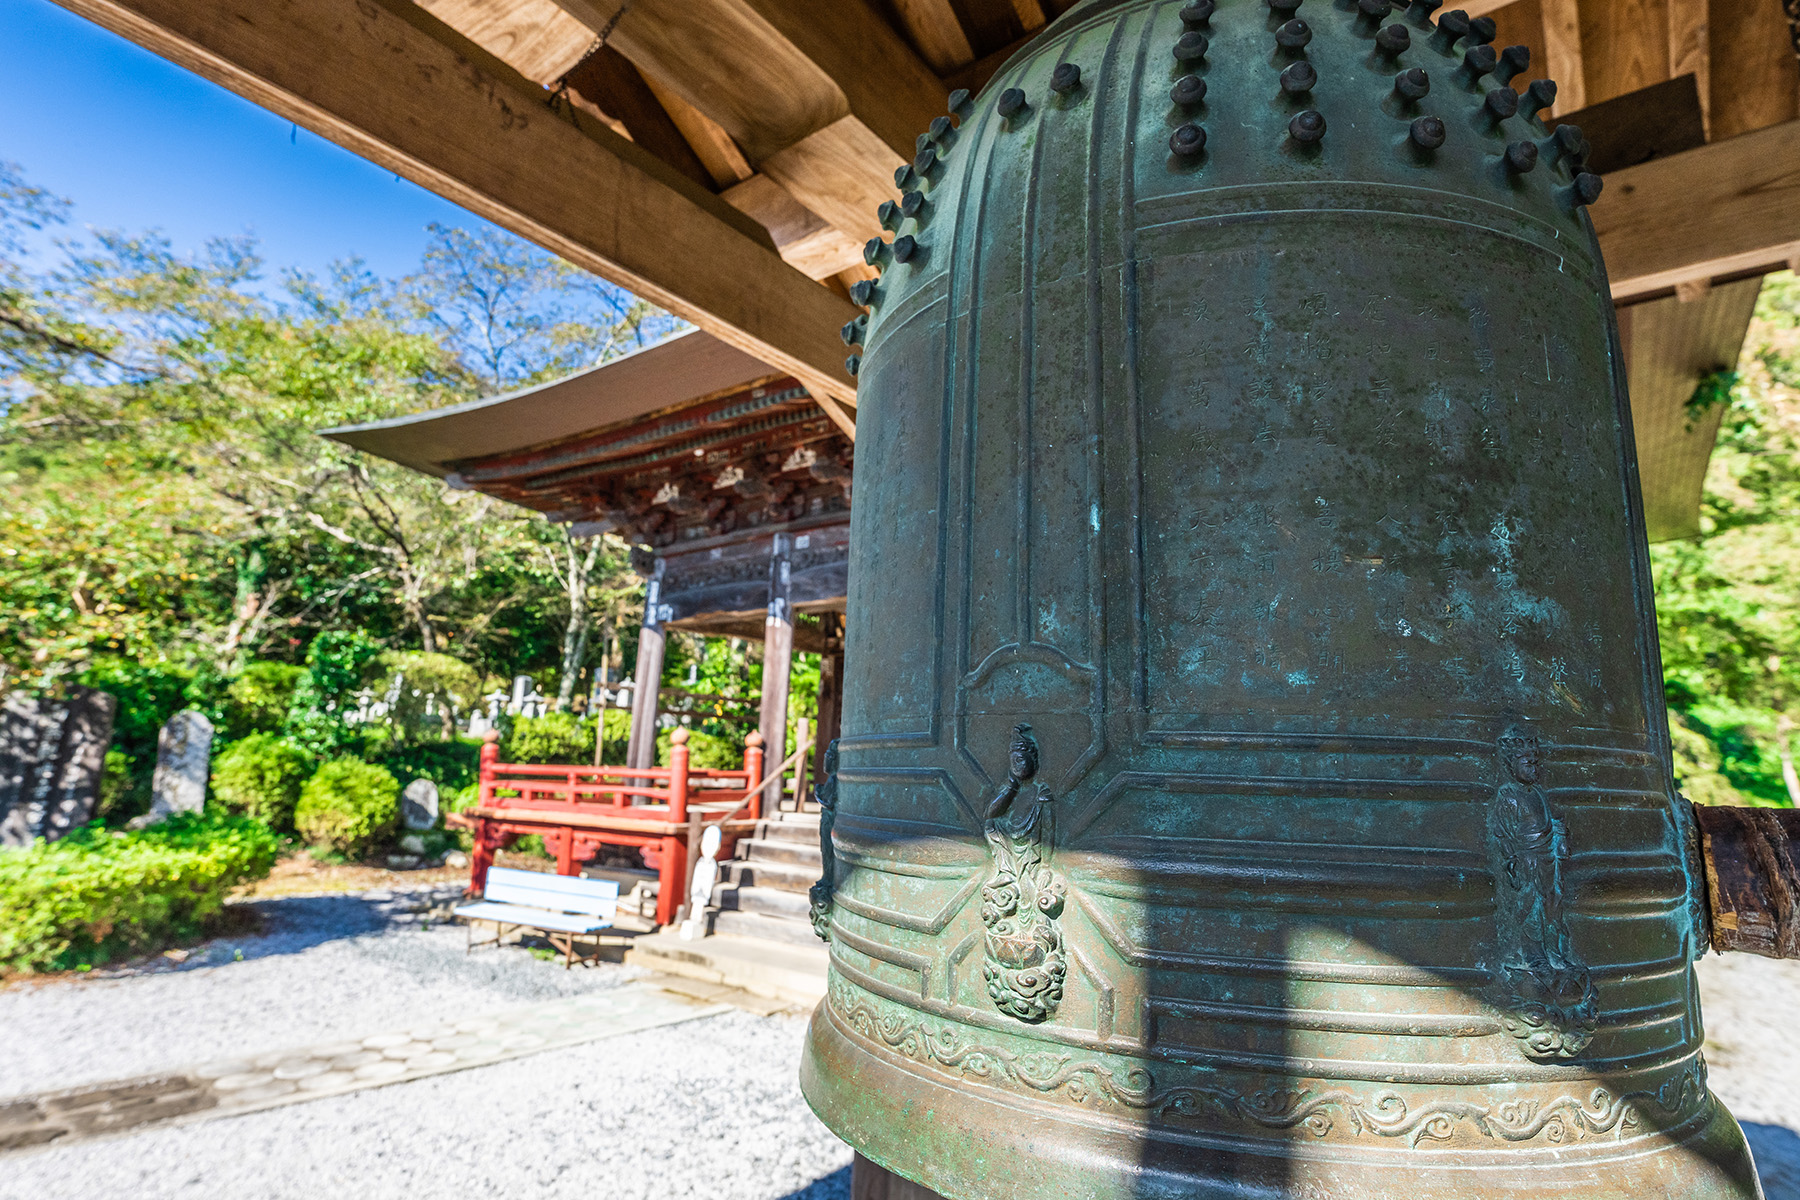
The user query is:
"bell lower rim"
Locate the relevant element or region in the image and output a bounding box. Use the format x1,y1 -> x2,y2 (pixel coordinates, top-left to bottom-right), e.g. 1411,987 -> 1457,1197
800,990 -> 1763,1200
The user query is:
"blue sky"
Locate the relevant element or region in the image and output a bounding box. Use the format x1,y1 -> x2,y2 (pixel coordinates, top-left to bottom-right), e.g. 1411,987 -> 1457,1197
0,0 -> 503,281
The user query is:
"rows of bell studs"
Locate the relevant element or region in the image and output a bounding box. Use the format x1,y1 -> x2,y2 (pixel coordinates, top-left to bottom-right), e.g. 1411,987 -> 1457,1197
842,0 -> 1605,375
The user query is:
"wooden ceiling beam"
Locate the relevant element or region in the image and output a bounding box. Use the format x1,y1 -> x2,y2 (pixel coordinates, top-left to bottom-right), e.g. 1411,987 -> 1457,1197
1538,0 -> 1587,115
1595,117 -> 1800,300
563,45 -> 714,191
891,0 -> 977,73
415,0 -> 593,86
1706,0 -> 1800,141
50,0 -> 860,413
1578,0 -> 1671,109
557,0 -> 942,245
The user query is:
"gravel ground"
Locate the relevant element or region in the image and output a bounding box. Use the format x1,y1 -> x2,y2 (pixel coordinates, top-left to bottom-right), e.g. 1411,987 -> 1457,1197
0,1011 -> 851,1200
0,885 -> 642,1096
1698,951 -> 1800,1199
3,892 -> 1797,1199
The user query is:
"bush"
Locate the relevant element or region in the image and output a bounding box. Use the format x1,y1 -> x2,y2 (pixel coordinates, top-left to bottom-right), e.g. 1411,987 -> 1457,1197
212,733 -> 315,830
374,738 -> 481,792
0,813 -> 279,973
504,712 -> 594,764
295,758 -> 399,856
365,650 -> 482,742
655,725 -> 744,770
222,662 -> 304,735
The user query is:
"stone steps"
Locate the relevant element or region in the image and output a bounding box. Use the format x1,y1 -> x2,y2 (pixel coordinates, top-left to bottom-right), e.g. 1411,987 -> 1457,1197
739,837 -> 821,869
711,908 -> 823,948
715,881 -> 810,919
719,857 -> 817,894
756,816 -> 820,846
624,932 -> 827,1006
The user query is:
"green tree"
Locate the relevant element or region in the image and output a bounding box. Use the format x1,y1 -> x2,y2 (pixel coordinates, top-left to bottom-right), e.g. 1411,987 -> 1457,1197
1652,272 -> 1800,806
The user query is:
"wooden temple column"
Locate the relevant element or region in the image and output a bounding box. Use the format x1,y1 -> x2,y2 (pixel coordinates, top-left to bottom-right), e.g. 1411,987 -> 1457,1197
814,611 -> 845,783
626,559 -> 667,771
758,534 -> 794,811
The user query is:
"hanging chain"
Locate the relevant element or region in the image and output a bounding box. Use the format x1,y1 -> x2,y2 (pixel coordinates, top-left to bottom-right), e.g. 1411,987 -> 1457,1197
1785,0 -> 1800,63
547,3 -> 632,118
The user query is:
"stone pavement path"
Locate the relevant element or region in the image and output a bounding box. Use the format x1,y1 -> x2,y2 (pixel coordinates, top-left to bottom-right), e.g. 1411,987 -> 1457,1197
0,980 -> 730,1154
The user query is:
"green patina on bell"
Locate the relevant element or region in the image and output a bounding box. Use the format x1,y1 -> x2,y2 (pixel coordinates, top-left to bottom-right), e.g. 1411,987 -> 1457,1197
800,0 -> 1760,1196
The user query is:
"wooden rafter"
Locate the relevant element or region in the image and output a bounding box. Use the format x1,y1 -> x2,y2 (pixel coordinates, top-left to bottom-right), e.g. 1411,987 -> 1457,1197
890,0 -> 977,73
556,0 -> 942,244
1594,118 -> 1800,300
1706,0 -> 1800,140
564,45 -> 714,190
415,0 -> 593,85
51,0 -> 861,416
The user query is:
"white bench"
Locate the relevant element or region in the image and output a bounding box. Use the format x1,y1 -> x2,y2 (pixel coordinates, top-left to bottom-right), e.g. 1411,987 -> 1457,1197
454,867 -> 620,969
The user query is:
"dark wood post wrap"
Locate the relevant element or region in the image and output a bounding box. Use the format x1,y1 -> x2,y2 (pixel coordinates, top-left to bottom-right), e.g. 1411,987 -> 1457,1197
1695,802 -> 1800,958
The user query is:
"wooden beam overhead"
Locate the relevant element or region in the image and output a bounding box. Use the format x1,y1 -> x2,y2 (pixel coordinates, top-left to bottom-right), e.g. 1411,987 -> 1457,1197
1539,0 -> 1587,115
564,44 -> 715,190
415,0 -> 593,86
640,77 -> 755,188
1706,0 -> 1800,140
1665,0 -> 1710,134
722,174 -> 867,281
1594,117 -> 1800,300
50,0 -> 860,411
556,0 -> 940,246
1616,277 -> 1762,541
1578,0 -> 1671,108
559,0 -> 943,161
891,0 -> 977,73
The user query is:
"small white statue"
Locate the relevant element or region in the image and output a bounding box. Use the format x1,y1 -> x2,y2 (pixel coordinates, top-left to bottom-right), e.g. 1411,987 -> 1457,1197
678,824 -> 724,941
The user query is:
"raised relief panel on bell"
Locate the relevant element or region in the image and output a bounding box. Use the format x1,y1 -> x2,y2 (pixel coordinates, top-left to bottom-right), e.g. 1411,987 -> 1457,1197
801,0 -> 1755,1197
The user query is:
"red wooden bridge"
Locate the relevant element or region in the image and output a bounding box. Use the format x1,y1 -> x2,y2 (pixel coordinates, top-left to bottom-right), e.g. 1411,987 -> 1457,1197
449,728 -> 769,926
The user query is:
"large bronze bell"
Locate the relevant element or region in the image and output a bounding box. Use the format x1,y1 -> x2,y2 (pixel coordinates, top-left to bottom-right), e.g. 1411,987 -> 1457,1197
800,0 -> 1762,1196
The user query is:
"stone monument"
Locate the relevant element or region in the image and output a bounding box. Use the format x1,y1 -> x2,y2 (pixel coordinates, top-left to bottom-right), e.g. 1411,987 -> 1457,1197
0,687 -> 118,846
401,778 -> 439,831
135,709 -> 213,827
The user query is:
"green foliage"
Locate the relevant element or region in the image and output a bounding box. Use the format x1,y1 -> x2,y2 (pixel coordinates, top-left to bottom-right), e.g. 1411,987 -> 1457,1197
76,655 -> 198,822
97,748 -> 133,825
284,630 -> 384,756
211,732 -> 315,830
655,726 -> 744,770
223,661 -> 304,736
364,650 -> 482,741
0,813 -> 278,973
372,738 -> 481,792
503,711 -> 594,765
1685,368 -> 1742,428
1652,271 -> 1800,806
294,758 -> 399,856
0,168 -> 665,732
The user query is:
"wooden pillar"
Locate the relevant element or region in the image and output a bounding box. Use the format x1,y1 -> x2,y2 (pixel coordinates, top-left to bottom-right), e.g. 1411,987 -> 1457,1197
814,611 -> 845,785
627,558 -> 667,771
759,533 -> 794,813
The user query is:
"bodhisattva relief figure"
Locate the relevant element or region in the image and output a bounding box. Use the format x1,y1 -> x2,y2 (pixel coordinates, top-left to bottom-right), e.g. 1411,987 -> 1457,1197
1489,727 -> 1599,1058
981,724 -> 1067,1024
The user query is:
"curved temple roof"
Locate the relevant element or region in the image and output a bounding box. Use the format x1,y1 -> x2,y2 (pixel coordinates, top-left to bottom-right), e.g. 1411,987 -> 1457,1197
321,329 -> 780,478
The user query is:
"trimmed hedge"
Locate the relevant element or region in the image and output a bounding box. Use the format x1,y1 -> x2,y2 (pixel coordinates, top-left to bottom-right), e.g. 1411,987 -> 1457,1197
0,814 -> 279,973
212,732 -> 315,831
295,758 -> 399,856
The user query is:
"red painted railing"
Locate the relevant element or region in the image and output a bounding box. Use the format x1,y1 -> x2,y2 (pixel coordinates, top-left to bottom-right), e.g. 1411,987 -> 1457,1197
451,728 -> 766,926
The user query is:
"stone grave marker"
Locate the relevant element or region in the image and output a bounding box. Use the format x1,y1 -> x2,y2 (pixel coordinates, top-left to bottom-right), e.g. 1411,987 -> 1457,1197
135,710 -> 213,827
401,778 -> 438,830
